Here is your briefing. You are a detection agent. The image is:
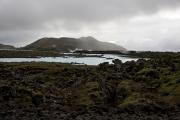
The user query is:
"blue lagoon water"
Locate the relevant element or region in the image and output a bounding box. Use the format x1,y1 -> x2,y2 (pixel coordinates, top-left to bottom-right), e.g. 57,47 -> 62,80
0,54 -> 138,65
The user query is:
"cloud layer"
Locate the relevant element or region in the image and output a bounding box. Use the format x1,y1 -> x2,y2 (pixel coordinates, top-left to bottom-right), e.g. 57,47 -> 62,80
0,0 -> 180,51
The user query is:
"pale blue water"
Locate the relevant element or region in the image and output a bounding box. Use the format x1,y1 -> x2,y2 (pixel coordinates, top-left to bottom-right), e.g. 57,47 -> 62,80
0,54 -> 138,65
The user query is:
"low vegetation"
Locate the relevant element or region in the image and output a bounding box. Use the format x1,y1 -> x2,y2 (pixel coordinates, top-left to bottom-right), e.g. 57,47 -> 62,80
0,50 -> 62,58
0,52 -> 180,119
0,50 -> 101,58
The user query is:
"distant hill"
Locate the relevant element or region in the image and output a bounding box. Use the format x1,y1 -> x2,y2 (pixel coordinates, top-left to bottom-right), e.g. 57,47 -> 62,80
0,44 -> 15,50
22,36 -> 126,52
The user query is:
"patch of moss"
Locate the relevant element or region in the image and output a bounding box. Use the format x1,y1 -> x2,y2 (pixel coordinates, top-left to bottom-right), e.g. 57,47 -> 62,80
74,82 -> 101,106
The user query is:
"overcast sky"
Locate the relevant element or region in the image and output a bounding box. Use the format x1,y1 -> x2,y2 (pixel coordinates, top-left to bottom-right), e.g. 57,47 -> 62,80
0,0 -> 180,51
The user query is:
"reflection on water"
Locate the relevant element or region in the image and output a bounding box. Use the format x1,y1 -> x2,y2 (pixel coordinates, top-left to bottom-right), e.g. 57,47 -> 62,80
0,54 -> 138,65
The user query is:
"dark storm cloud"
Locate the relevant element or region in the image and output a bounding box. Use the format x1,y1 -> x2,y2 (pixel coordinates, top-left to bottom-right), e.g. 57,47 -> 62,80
1,0 -> 180,31
0,0 -> 180,50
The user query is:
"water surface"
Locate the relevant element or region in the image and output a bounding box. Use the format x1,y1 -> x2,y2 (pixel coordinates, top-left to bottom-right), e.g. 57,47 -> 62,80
0,54 -> 138,65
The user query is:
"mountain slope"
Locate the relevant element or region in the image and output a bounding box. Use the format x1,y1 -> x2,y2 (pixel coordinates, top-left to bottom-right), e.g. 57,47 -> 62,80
23,36 -> 126,52
0,44 -> 15,50
79,37 -> 126,51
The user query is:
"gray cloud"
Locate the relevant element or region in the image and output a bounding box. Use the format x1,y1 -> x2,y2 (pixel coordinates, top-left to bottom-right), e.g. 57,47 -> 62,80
0,0 -> 180,50
1,0 -> 180,30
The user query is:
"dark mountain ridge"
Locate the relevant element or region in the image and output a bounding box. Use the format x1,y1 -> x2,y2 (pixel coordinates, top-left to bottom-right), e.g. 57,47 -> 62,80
22,36 -> 126,52
0,44 -> 15,50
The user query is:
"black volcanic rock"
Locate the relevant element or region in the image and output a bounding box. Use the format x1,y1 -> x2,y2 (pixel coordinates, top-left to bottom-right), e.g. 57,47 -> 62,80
0,44 -> 15,50
22,36 -> 126,52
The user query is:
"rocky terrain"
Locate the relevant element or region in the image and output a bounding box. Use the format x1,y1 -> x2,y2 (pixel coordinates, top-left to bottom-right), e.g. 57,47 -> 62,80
0,52 -> 180,120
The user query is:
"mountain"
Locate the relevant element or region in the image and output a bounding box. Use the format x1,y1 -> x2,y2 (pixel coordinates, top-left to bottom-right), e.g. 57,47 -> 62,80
0,44 -> 15,50
23,36 -> 126,52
